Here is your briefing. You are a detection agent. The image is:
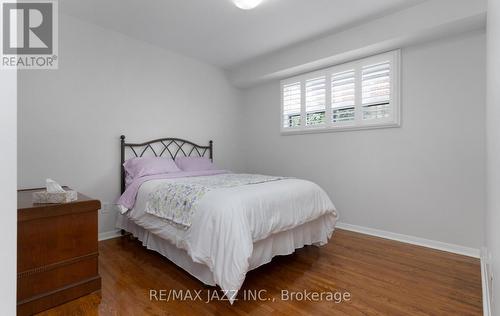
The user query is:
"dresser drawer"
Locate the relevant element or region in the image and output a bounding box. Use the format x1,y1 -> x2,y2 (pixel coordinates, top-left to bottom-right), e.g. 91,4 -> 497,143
17,254 -> 98,301
18,210 -> 98,272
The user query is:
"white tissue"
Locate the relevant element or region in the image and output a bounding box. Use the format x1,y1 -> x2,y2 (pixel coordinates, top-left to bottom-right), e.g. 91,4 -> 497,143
46,178 -> 65,193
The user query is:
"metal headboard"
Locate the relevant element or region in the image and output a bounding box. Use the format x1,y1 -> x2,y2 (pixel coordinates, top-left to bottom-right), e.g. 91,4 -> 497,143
120,135 -> 213,193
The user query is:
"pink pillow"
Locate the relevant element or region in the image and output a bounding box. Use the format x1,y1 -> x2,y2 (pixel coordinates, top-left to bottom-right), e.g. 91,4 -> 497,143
175,157 -> 215,171
123,157 -> 181,180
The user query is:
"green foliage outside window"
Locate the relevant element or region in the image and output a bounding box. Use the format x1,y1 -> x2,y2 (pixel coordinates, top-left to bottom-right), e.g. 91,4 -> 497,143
307,111 -> 325,125
288,115 -> 301,127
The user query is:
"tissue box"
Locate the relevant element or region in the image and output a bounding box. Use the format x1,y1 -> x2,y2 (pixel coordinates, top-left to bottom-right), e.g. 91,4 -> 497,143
32,190 -> 78,204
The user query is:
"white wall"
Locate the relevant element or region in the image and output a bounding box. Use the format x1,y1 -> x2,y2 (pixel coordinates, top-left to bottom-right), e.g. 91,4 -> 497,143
240,32 -> 486,249
18,14 -> 242,235
486,0 -> 500,313
0,69 -> 17,313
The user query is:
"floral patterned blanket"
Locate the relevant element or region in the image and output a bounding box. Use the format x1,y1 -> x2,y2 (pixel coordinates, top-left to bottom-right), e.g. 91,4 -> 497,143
144,173 -> 287,229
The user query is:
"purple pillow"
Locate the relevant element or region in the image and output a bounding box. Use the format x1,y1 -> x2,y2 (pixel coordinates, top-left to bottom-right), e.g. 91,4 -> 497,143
175,157 -> 215,171
123,157 -> 181,181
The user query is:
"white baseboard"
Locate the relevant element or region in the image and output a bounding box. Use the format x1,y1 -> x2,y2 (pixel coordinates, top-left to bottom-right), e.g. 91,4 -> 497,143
98,230 -> 121,241
481,247 -> 492,316
336,222 -> 480,258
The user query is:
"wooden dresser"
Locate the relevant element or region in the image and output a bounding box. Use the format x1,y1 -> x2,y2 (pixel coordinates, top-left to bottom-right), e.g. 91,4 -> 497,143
17,189 -> 101,316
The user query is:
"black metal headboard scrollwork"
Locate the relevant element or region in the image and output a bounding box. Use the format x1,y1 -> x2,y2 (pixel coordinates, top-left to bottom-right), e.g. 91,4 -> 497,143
120,135 -> 213,194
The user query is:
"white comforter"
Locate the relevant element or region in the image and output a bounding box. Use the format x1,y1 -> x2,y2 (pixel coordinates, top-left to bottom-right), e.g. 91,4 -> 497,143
125,176 -> 338,303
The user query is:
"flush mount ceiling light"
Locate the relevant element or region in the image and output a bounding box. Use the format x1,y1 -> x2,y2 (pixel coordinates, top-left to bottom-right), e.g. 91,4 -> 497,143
233,0 -> 263,10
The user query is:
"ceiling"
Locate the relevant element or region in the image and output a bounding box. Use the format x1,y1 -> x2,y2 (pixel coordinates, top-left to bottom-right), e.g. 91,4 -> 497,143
61,0 -> 426,69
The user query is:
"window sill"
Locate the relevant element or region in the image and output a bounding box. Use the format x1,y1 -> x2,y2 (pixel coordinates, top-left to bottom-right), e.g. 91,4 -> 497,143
280,121 -> 401,136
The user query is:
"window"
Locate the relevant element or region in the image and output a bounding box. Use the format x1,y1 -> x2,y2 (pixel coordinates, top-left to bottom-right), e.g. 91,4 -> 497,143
282,82 -> 301,128
281,50 -> 400,134
331,70 -> 355,123
305,76 -> 326,126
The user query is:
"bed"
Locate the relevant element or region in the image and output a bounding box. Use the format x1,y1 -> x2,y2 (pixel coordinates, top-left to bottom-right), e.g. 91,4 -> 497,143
116,135 -> 338,303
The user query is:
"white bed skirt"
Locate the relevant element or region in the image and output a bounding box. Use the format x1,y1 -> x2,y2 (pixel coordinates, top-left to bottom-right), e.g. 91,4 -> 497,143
116,213 -> 335,286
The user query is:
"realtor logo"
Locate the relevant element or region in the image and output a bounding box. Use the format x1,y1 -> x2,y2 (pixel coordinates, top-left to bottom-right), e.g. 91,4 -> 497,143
1,0 -> 58,69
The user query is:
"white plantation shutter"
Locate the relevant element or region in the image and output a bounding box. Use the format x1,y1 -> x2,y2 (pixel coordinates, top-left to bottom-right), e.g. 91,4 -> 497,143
282,82 -> 301,128
331,70 -> 355,123
362,61 -> 391,120
280,50 -> 399,133
305,76 -> 326,125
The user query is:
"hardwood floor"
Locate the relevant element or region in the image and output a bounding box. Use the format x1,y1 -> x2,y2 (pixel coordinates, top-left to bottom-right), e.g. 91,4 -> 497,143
37,229 -> 482,316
